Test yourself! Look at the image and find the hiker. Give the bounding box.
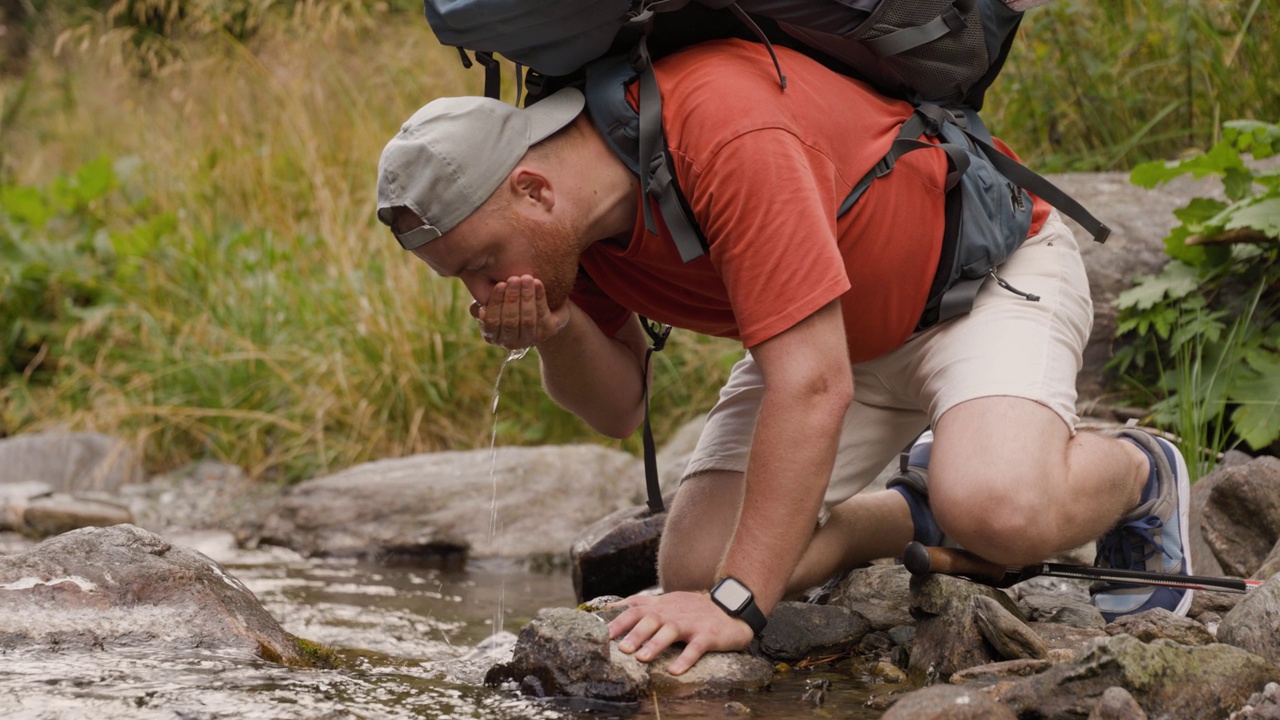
[375,38,1192,675]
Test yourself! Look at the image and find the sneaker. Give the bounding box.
[1090,429,1194,622]
[886,430,954,548]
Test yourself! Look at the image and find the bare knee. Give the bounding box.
[931,469,1067,566]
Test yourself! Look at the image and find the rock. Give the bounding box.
[830,564,915,630]
[122,461,276,543]
[0,480,53,531]
[647,648,774,697]
[1020,594,1106,629]
[1231,682,1280,720]
[570,500,667,603]
[1220,576,1280,666]
[909,573,1027,678]
[972,595,1049,661]
[484,607,648,702]
[756,601,871,663]
[1104,607,1216,646]
[880,684,1017,720]
[992,634,1280,719]
[1087,686,1148,720]
[1191,460,1230,579]
[0,432,144,492]
[1203,458,1280,577]
[949,658,1055,684]
[0,524,316,665]
[255,445,643,563]
[19,493,133,539]
[1053,171,1225,400]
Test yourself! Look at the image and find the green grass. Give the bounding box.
[0,0,1275,482]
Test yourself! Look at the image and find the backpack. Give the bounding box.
[421,0,1111,512]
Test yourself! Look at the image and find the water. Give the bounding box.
[485,348,531,636]
[0,549,900,719]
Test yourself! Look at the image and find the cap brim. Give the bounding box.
[525,87,586,144]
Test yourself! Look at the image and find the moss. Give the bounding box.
[287,634,346,670]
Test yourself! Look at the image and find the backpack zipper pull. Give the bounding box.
[988,268,1040,302]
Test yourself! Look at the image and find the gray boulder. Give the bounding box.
[1104,607,1216,646]
[0,432,144,493]
[831,564,915,630]
[881,684,1017,720]
[570,500,668,603]
[909,572,1028,678]
[0,524,318,666]
[1203,458,1280,577]
[1220,575,1280,667]
[255,445,643,563]
[756,601,871,663]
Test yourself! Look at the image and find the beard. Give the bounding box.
[520,212,582,311]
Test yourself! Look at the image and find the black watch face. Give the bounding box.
[714,578,752,613]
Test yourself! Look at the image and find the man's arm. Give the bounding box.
[608,298,853,673]
[480,274,649,438]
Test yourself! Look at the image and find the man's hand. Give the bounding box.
[607,591,756,675]
[473,275,572,350]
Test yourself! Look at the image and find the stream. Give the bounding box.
[0,538,898,719]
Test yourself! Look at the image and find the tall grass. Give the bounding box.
[0,0,1274,481]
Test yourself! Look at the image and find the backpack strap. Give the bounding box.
[862,0,975,58]
[637,315,673,514]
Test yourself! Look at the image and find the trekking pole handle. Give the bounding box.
[902,541,1008,584]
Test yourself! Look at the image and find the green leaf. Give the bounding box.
[1223,166,1256,203]
[0,186,53,228]
[1229,351,1280,450]
[1116,262,1200,311]
[1223,197,1280,239]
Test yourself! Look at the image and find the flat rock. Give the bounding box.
[0,432,143,492]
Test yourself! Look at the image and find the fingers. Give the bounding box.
[605,592,754,676]
[477,275,569,349]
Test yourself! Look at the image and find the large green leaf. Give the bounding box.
[1223,197,1280,239]
[1230,351,1280,450]
[1116,262,1200,311]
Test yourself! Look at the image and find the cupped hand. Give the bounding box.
[607,591,756,675]
[473,275,571,350]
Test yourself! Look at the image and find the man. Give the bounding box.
[375,38,1192,675]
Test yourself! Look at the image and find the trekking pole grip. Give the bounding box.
[902,541,1008,584]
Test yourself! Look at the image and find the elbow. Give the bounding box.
[589,403,646,440]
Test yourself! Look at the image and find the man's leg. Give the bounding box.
[928,395,1148,565]
[658,353,927,592]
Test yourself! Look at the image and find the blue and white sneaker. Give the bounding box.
[887,430,955,548]
[1091,429,1194,622]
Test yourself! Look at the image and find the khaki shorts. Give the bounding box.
[682,210,1094,505]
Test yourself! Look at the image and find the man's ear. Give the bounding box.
[509,167,554,213]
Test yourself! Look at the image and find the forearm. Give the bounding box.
[536,305,648,438]
[719,383,848,613]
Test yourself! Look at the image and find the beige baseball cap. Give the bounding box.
[376,88,586,249]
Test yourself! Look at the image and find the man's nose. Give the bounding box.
[462,274,496,306]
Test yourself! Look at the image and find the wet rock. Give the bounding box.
[1203,458,1280,577]
[909,573,1027,678]
[756,601,871,663]
[255,445,643,563]
[485,607,648,702]
[647,648,774,697]
[20,494,133,539]
[1220,576,1280,666]
[1104,607,1216,646]
[992,634,1280,719]
[0,432,144,493]
[972,595,1049,661]
[1020,593,1106,629]
[1087,686,1148,720]
[570,501,667,603]
[830,564,914,630]
[880,683,1016,720]
[0,524,314,665]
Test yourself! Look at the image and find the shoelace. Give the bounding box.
[1096,514,1170,570]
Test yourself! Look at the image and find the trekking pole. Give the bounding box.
[902,541,1262,594]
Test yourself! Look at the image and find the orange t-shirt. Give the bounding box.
[572,39,1047,363]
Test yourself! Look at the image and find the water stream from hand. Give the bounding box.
[486,347,530,637]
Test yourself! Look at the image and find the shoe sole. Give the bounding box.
[1155,434,1195,617]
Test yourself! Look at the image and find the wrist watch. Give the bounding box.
[710,576,768,636]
